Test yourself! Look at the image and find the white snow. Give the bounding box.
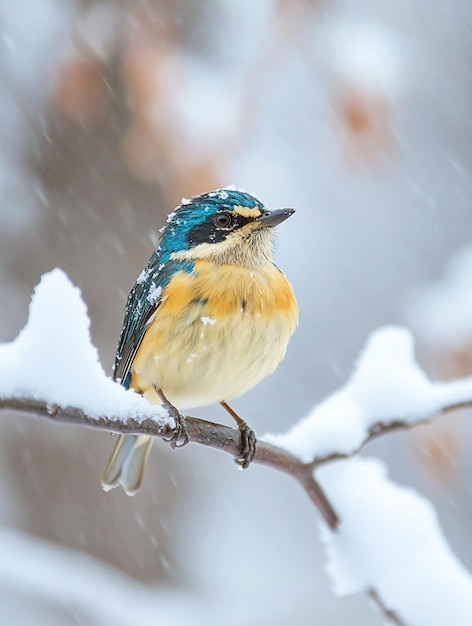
[318,457,472,625]
[264,326,472,462]
[0,269,169,424]
[146,283,162,305]
[0,273,471,625]
[136,268,150,284]
[200,316,216,325]
[263,325,472,623]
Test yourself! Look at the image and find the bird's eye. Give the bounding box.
[213,212,234,229]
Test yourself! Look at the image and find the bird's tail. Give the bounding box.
[101,434,153,496]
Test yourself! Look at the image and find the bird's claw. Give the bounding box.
[156,388,189,449]
[166,413,189,449]
[234,423,257,469]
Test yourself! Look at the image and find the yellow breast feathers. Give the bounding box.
[130,259,298,408]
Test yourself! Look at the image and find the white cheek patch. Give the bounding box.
[170,225,274,267]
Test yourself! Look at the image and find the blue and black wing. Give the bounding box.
[113,251,164,389]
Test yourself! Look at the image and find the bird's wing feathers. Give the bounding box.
[114,252,165,388]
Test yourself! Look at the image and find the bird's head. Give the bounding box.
[159,188,295,267]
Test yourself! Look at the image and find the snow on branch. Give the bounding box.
[1,269,472,626]
[0,269,339,527]
[264,326,472,464]
[0,268,170,425]
[318,458,472,625]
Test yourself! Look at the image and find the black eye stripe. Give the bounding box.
[186,210,255,246]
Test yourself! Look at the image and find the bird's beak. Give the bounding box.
[255,208,295,227]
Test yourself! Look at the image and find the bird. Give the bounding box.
[101,187,298,495]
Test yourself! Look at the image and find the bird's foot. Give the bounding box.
[155,387,189,449]
[220,401,257,469]
[167,412,189,449]
[234,421,257,469]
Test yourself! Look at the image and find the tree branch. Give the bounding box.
[311,398,472,468]
[368,589,404,625]
[1,393,469,626]
[1,394,469,534]
[0,396,339,529]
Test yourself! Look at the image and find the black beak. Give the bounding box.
[256,208,295,227]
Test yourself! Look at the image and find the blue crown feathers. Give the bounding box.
[158,188,264,263]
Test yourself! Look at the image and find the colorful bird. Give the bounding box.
[102,188,298,495]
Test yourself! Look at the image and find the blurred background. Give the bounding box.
[1,0,472,624]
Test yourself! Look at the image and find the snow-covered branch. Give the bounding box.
[0,393,339,530]
[264,325,472,464]
[1,269,472,625]
[0,269,338,528]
